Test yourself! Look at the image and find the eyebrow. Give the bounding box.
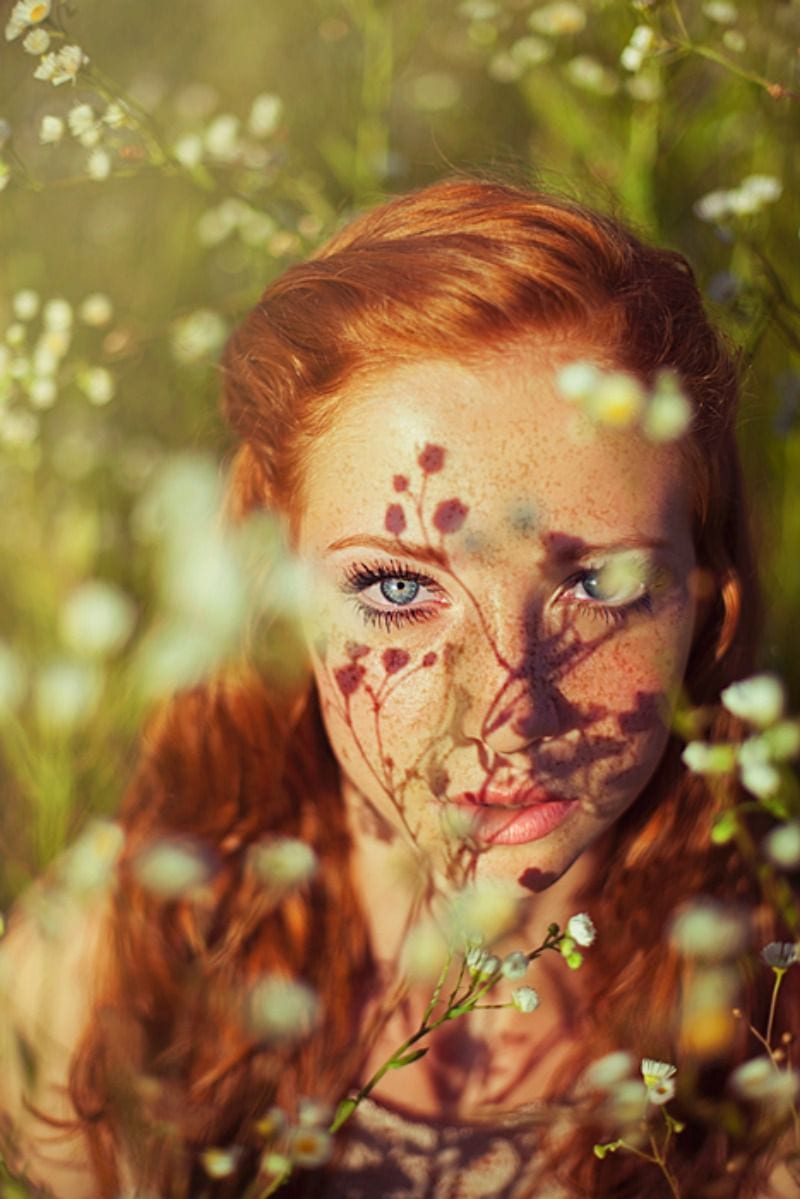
[324,532,674,568]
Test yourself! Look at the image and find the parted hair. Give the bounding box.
[69,177,780,1198]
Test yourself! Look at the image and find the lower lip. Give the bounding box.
[453,799,578,846]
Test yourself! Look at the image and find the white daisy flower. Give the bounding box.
[641,1058,677,1103]
[22,26,49,53]
[5,0,51,41]
[287,1125,332,1168]
[34,43,88,86]
[761,942,799,970]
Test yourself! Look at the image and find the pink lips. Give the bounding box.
[450,788,578,846]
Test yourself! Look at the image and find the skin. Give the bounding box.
[295,336,698,910]
[292,335,701,1118]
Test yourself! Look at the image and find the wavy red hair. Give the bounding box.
[69,178,785,1197]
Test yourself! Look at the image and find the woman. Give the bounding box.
[0,177,792,1198]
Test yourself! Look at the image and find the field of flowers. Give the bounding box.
[1,1,799,1194]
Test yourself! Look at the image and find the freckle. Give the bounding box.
[463,529,489,555]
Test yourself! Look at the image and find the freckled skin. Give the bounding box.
[295,338,697,895]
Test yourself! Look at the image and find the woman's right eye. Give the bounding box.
[341,559,444,629]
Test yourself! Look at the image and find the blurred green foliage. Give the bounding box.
[0,0,799,903]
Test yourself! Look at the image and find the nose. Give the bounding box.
[481,663,561,755]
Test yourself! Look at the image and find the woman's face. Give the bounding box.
[294,337,698,894]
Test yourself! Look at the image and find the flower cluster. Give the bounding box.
[1,290,116,431]
[5,1,90,89]
[556,363,692,441]
[682,674,799,811]
[694,175,783,223]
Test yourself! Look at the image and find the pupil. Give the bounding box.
[380,578,419,606]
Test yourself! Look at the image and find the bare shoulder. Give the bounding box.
[0,884,111,1199]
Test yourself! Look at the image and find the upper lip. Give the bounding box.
[451,787,573,809]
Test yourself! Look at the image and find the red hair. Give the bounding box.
[69,178,782,1197]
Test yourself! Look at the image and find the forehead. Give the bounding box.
[297,341,691,557]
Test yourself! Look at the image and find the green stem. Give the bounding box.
[766,968,786,1051]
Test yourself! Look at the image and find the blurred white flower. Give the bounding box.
[133,837,214,898]
[5,322,25,348]
[87,148,112,180]
[102,102,126,128]
[134,621,221,698]
[0,641,26,713]
[693,189,733,223]
[246,975,320,1043]
[78,365,115,404]
[0,408,39,447]
[248,92,283,138]
[33,658,102,733]
[43,297,73,331]
[566,912,596,947]
[620,24,655,72]
[738,174,782,206]
[28,375,56,408]
[201,1148,242,1180]
[0,162,10,192]
[12,289,40,320]
[248,838,317,889]
[641,1059,677,1104]
[702,1,738,24]
[730,1057,800,1109]
[5,0,50,41]
[605,1078,648,1122]
[528,2,586,36]
[642,371,692,442]
[479,954,501,977]
[60,579,137,657]
[59,819,125,895]
[761,942,798,970]
[173,132,204,168]
[739,759,781,801]
[22,26,48,53]
[669,899,748,960]
[763,822,800,871]
[578,1051,635,1092]
[501,950,529,980]
[33,44,88,85]
[449,881,519,945]
[511,986,541,1013]
[564,56,618,96]
[402,918,450,982]
[556,360,600,402]
[722,29,746,53]
[587,371,645,427]
[287,1125,332,1167]
[67,103,96,138]
[681,741,737,774]
[39,113,64,143]
[79,292,113,327]
[171,309,227,364]
[465,943,489,974]
[204,113,241,160]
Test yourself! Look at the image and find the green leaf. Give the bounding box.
[390,1048,429,1068]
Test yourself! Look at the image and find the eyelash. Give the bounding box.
[341,558,655,630]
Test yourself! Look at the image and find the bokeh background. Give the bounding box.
[1,0,799,908]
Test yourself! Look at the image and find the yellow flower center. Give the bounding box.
[31,3,48,21]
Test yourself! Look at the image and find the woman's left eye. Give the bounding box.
[342,559,443,630]
[566,558,655,624]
